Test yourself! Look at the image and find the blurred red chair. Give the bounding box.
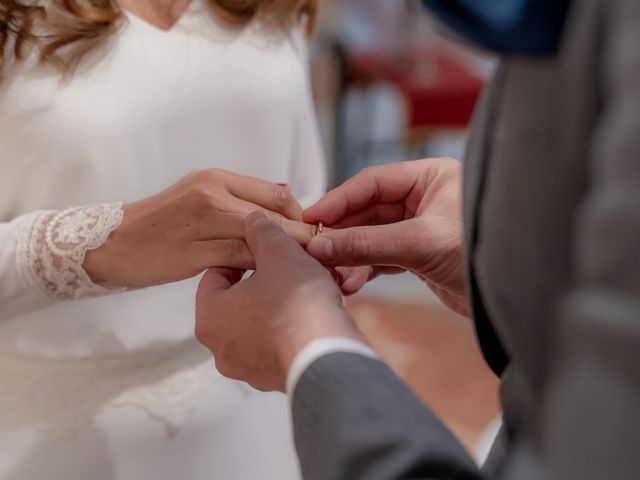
[337,48,484,173]
[349,49,484,147]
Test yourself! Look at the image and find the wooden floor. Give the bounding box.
[346,296,501,454]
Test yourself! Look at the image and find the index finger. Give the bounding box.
[226,174,303,220]
[302,161,421,225]
[275,216,321,246]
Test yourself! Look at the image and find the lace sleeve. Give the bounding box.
[15,203,125,300]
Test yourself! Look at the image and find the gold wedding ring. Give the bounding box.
[316,221,324,236]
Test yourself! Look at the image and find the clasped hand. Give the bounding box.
[83,169,318,287]
[195,158,469,393]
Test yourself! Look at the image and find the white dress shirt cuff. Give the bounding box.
[286,337,378,400]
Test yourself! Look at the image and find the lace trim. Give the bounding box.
[15,203,125,300]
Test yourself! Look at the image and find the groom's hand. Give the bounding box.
[304,158,470,317]
[195,211,365,392]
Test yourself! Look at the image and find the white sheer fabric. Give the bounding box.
[0,1,325,478]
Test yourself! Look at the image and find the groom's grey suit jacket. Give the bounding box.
[292,0,640,478]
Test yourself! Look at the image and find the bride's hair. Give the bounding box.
[0,0,317,76]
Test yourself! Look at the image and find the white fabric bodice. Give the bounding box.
[0,2,324,356]
[0,3,324,478]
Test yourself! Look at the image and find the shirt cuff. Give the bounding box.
[286,337,378,400]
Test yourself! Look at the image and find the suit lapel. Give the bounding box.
[462,62,510,376]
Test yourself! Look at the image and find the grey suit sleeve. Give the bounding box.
[292,352,484,480]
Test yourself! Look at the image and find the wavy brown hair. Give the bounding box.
[0,0,317,76]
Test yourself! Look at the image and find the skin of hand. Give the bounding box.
[194,211,367,392]
[83,169,317,288]
[303,158,470,317]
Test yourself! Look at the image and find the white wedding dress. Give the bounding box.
[0,2,325,479]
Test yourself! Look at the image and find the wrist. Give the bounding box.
[82,203,131,286]
[82,234,116,285]
[285,336,377,398]
[276,305,367,375]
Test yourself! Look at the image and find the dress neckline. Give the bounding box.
[120,0,195,33]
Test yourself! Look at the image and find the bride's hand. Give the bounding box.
[82,169,317,288]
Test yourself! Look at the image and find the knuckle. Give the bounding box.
[439,156,458,165]
[216,347,243,380]
[203,168,225,181]
[435,156,461,173]
[248,214,284,237]
[346,230,370,263]
[186,169,221,187]
[223,239,249,259]
[273,185,292,210]
[185,185,214,207]
[247,217,272,238]
[305,223,316,242]
[194,317,213,347]
[214,357,232,378]
[433,159,462,188]
[183,170,202,184]
[359,164,382,182]
[360,165,376,177]
[443,156,459,166]
[186,186,228,212]
[369,206,383,225]
[268,213,285,227]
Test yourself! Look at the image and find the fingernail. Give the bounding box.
[277,183,289,187]
[308,236,334,259]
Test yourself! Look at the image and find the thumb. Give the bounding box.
[244,211,302,268]
[196,267,244,305]
[306,220,418,269]
[195,267,244,327]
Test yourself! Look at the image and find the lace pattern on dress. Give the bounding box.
[0,344,251,435]
[15,203,125,300]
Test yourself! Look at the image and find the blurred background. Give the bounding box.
[309,0,500,461]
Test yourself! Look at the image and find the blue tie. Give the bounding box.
[422,0,572,55]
